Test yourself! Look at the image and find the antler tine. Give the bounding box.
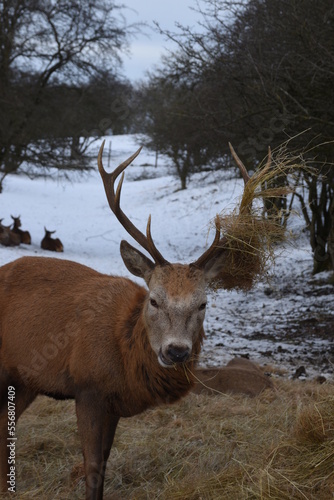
[146,215,168,264]
[98,140,142,186]
[192,215,222,269]
[228,142,251,185]
[98,141,168,265]
[264,146,272,173]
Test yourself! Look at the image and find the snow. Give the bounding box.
[1,134,333,381]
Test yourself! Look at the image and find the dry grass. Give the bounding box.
[10,380,334,499]
[212,145,306,291]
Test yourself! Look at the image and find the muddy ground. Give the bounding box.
[203,261,334,382]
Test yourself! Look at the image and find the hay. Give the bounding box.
[13,380,334,499]
[262,392,334,500]
[211,144,306,291]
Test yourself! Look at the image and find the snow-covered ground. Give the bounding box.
[1,135,333,380]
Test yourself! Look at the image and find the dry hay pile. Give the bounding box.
[211,144,305,291]
[13,379,334,499]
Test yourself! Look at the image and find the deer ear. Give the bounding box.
[120,240,155,283]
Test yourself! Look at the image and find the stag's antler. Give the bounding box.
[228,142,271,214]
[193,143,271,271]
[228,143,251,185]
[98,141,168,265]
[191,216,221,268]
[98,141,224,268]
[228,142,272,186]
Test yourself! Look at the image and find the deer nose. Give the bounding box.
[167,344,191,364]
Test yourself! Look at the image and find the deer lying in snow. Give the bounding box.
[192,358,274,397]
[41,227,64,252]
[11,215,31,245]
[0,142,265,499]
[0,219,20,247]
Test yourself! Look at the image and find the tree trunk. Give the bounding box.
[310,177,333,274]
[328,196,334,271]
[70,136,80,160]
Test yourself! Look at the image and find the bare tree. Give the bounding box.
[142,0,334,271]
[136,76,221,189]
[0,0,135,191]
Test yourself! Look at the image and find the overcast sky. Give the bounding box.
[121,1,203,81]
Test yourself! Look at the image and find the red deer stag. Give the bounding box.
[0,142,254,499]
[41,227,64,252]
[11,216,31,245]
[0,219,20,247]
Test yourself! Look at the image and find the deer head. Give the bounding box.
[11,215,21,228]
[98,142,228,367]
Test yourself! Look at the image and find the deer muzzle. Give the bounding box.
[158,344,191,367]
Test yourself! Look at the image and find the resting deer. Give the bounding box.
[11,216,31,245]
[192,358,274,397]
[0,142,256,499]
[0,219,20,247]
[0,220,10,247]
[41,227,64,252]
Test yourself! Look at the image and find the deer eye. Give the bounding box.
[150,298,159,308]
[199,302,207,311]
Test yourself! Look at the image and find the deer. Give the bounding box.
[11,215,31,245]
[192,357,274,397]
[0,220,10,247]
[0,142,257,499]
[41,227,64,252]
[0,219,20,247]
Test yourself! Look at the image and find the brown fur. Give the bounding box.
[10,216,31,245]
[41,228,63,252]
[0,219,20,247]
[0,256,204,498]
[192,358,274,397]
[0,144,265,500]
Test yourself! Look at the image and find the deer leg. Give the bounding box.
[0,374,36,493]
[76,391,118,500]
[101,414,119,481]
